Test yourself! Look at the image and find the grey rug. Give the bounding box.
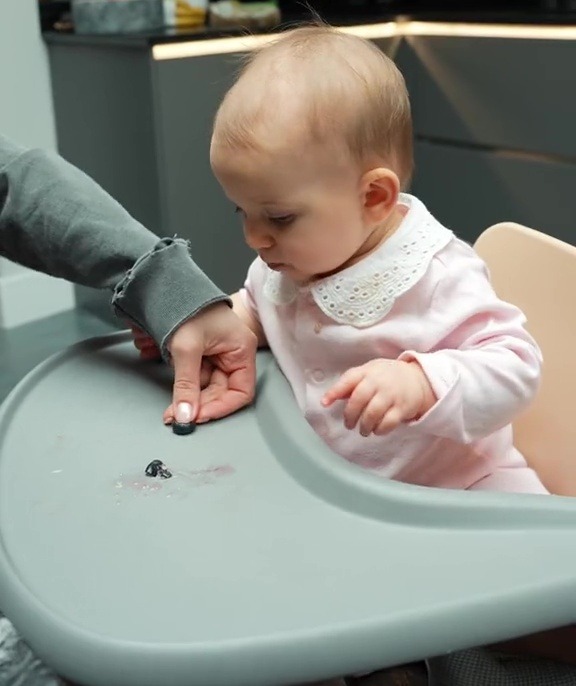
[0,614,64,686]
[428,649,576,686]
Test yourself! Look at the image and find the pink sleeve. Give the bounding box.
[238,258,262,324]
[399,245,542,443]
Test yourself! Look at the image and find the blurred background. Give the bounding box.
[2,1,576,684]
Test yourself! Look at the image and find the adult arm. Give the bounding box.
[0,135,256,421]
[0,134,228,355]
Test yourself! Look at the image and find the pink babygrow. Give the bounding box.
[240,194,548,494]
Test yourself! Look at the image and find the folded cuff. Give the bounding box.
[112,237,231,360]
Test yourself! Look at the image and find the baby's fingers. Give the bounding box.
[358,395,395,436]
[322,367,365,407]
[373,406,404,436]
[130,325,161,360]
[139,344,162,361]
[342,379,378,430]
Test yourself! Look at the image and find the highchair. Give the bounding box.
[0,223,575,686]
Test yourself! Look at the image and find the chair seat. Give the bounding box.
[475,223,576,495]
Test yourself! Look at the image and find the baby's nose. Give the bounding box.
[244,221,274,250]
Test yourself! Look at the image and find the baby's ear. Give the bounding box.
[361,167,400,226]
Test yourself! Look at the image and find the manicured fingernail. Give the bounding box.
[175,402,193,423]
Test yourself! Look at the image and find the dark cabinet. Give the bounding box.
[47,35,255,317]
[396,35,576,244]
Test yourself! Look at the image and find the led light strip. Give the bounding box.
[406,21,576,40]
[152,20,576,61]
[153,32,278,59]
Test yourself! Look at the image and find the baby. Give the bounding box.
[208,24,548,497]
[132,23,550,686]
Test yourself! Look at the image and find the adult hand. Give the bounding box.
[132,303,257,424]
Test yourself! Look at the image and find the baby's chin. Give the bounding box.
[271,263,309,283]
[266,260,329,285]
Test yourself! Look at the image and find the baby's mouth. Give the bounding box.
[264,260,286,270]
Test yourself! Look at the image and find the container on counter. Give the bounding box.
[209,1,280,30]
[163,0,208,27]
[71,0,164,33]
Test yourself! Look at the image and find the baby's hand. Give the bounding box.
[322,359,436,436]
[131,325,162,360]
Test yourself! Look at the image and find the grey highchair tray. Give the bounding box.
[0,333,576,686]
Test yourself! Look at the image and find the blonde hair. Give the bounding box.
[212,24,414,187]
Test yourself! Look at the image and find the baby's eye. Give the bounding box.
[269,214,296,226]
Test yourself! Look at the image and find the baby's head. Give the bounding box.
[210,24,413,283]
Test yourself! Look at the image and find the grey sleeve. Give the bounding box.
[0,134,230,356]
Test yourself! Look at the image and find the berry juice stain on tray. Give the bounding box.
[114,464,236,503]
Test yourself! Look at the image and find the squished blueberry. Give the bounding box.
[145,459,172,479]
[172,421,196,436]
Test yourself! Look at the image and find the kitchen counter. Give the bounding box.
[42,8,576,48]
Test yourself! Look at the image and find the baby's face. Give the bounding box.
[211,138,380,283]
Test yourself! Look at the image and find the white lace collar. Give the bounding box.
[262,194,453,327]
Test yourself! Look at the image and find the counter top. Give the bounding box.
[43,22,250,48]
[43,9,576,49]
